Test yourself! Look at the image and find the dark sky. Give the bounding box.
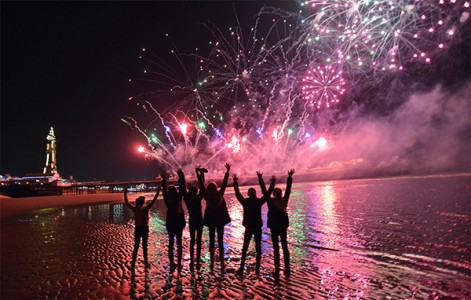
[2,2,469,182]
[2,1,294,181]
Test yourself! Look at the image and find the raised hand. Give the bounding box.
[270,175,277,184]
[288,169,295,177]
[256,171,263,178]
[196,166,208,174]
[160,173,167,181]
[177,168,184,177]
[225,162,231,171]
[123,187,130,206]
[233,174,238,183]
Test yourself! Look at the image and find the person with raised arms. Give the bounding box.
[233,172,274,276]
[199,163,231,271]
[124,186,160,274]
[259,169,294,277]
[177,168,205,271]
[161,172,186,271]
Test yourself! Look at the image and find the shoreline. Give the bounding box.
[1,175,469,298]
[1,172,469,219]
[0,192,127,219]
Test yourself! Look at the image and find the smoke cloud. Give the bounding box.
[313,82,471,179]
[130,83,470,183]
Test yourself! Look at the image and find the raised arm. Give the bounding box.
[146,186,161,208]
[161,173,167,197]
[177,169,187,197]
[256,171,268,196]
[124,188,134,209]
[284,169,294,201]
[267,175,276,196]
[161,173,170,207]
[196,167,206,195]
[232,175,245,203]
[219,162,231,195]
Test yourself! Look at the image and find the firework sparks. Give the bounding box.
[300,0,470,71]
[125,1,469,175]
[179,123,188,135]
[302,64,345,109]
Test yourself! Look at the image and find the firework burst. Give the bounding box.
[302,64,346,109]
[300,0,470,71]
[124,1,470,175]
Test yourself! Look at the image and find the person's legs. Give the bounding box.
[168,232,175,267]
[271,229,280,277]
[237,228,252,275]
[132,228,142,271]
[280,229,290,276]
[208,226,216,270]
[217,226,225,268]
[254,228,262,275]
[208,226,216,250]
[176,230,183,270]
[189,227,196,270]
[142,227,149,268]
[196,226,203,269]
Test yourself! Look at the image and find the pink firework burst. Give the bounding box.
[302,65,346,109]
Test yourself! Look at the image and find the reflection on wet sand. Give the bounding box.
[1,175,470,298]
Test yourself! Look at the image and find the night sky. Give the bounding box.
[2,1,469,182]
[2,1,294,181]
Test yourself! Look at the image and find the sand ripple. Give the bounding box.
[2,175,470,299]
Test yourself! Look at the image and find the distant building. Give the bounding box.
[20,173,55,185]
[43,127,58,175]
[0,127,69,194]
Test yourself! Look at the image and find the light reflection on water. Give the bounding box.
[2,174,470,298]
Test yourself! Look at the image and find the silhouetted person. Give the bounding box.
[162,172,186,270]
[233,172,271,276]
[177,168,204,271]
[259,169,294,277]
[200,163,231,270]
[124,186,160,273]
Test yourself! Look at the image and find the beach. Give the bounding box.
[0,192,123,219]
[1,174,470,299]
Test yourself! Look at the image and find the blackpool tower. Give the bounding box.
[43,127,58,174]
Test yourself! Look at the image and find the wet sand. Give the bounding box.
[1,199,315,299]
[1,175,470,299]
[0,193,122,219]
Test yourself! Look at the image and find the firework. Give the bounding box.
[300,0,470,71]
[125,1,469,176]
[302,64,346,109]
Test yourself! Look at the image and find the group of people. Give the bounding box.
[124,163,294,278]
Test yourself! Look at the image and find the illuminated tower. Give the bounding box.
[43,127,58,174]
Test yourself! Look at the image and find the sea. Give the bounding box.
[1,174,470,299]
